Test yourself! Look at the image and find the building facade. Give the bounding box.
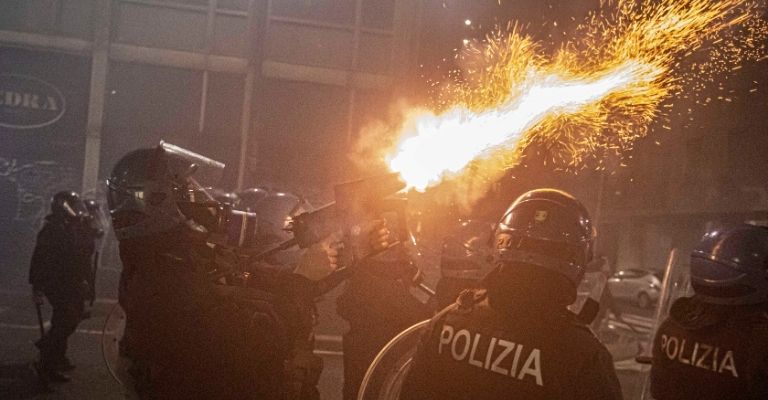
[0,0,421,282]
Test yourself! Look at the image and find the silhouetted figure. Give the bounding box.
[400,189,622,400]
[336,247,429,399]
[29,191,93,383]
[651,225,768,400]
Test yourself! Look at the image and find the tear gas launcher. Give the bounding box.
[250,172,433,296]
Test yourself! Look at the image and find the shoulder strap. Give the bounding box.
[423,289,486,339]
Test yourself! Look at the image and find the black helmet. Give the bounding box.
[238,187,269,211]
[106,144,221,240]
[106,148,174,237]
[204,187,240,208]
[256,192,311,244]
[494,189,594,290]
[51,191,89,220]
[441,219,494,281]
[690,224,768,305]
[106,142,262,248]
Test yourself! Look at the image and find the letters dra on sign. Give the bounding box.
[438,324,544,386]
[0,74,66,130]
[660,334,739,378]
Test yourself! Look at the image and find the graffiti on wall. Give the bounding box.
[0,157,122,272]
[0,156,80,232]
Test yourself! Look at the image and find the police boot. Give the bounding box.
[53,357,76,372]
[36,360,71,383]
[45,369,71,383]
[37,349,71,383]
[32,360,56,393]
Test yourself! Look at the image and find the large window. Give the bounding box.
[255,79,348,189]
[102,63,245,188]
[0,47,91,279]
[362,0,395,30]
[271,0,356,25]
[0,0,93,39]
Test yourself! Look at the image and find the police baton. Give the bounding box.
[34,303,45,338]
[90,250,100,307]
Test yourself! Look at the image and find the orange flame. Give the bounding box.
[380,0,767,193]
[389,61,660,191]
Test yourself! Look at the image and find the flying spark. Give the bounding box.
[389,62,659,190]
[375,0,767,195]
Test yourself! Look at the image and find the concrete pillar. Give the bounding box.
[344,0,364,148]
[236,0,268,190]
[237,69,255,190]
[642,223,673,272]
[616,222,643,270]
[391,0,422,92]
[81,0,111,193]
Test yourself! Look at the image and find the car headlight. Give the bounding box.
[649,282,660,290]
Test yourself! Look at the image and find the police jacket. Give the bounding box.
[29,215,94,300]
[651,296,768,400]
[118,228,320,400]
[337,258,429,332]
[399,288,622,400]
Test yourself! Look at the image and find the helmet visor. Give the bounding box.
[62,197,89,219]
[498,199,593,244]
[155,141,225,188]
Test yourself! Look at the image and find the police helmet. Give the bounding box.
[106,148,159,235]
[690,224,768,305]
[107,142,260,246]
[237,187,269,211]
[84,198,100,213]
[51,190,89,220]
[494,189,594,290]
[107,145,213,240]
[441,219,494,281]
[204,187,240,208]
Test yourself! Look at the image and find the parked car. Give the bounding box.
[606,268,661,308]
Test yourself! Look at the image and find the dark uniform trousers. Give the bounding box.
[30,218,92,370]
[337,262,430,400]
[117,232,323,400]
[36,296,84,368]
[400,290,623,400]
[651,297,768,400]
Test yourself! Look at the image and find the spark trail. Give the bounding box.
[378,0,767,195]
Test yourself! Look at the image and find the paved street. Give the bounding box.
[0,288,124,399]
[0,259,350,400]
[1,263,652,400]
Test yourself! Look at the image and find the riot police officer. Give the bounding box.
[29,191,94,382]
[336,245,430,400]
[399,189,622,400]
[109,144,303,399]
[650,224,768,399]
[108,143,389,399]
[434,218,495,309]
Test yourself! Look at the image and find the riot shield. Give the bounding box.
[568,271,607,316]
[101,303,132,388]
[650,249,693,335]
[357,319,430,400]
[358,271,612,400]
[632,248,693,399]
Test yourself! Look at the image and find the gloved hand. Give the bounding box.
[324,219,391,270]
[32,290,45,305]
